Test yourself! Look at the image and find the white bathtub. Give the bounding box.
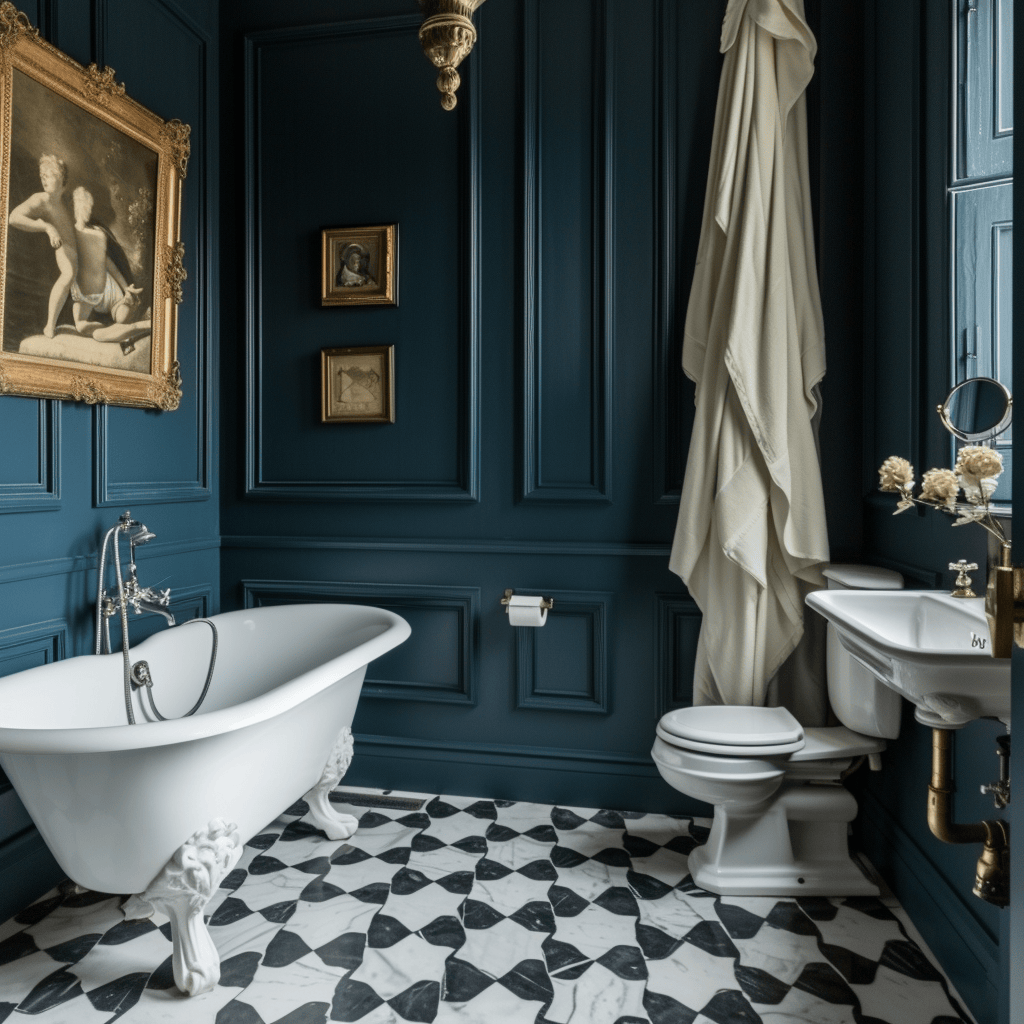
[0,603,411,896]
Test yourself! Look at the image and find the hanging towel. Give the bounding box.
[669,0,829,716]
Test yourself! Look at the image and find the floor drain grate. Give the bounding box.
[331,791,426,811]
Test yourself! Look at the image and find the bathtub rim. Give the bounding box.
[0,603,410,755]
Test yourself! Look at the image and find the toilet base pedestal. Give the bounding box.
[687,783,880,898]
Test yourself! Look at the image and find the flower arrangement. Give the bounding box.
[878,444,1006,542]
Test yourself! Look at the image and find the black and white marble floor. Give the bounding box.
[0,789,973,1024]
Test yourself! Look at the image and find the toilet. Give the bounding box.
[652,565,905,897]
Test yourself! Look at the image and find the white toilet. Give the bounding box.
[652,565,904,897]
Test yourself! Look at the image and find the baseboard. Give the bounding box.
[0,827,65,925]
[857,790,1000,1024]
[348,733,710,816]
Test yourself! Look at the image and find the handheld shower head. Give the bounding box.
[129,524,156,547]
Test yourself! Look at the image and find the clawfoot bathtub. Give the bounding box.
[0,603,410,994]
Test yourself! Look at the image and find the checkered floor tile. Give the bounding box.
[0,791,973,1023]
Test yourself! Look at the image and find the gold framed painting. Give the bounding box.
[321,345,395,424]
[0,3,188,410]
[321,224,397,307]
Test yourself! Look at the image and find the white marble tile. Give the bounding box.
[25,896,124,947]
[469,875,551,919]
[227,865,317,913]
[419,814,493,847]
[70,927,172,991]
[753,987,859,1023]
[408,844,484,877]
[494,801,553,827]
[730,929,824,986]
[240,951,342,1021]
[343,1001,401,1024]
[852,965,964,1024]
[323,855,406,893]
[382,888,465,935]
[546,964,647,1024]
[286,893,378,952]
[113,979,246,1023]
[624,816,695,846]
[635,888,705,938]
[0,950,82,1009]
[348,933,451,1001]
[717,895,788,919]
[551,857,628,900]
[434,980,544,1024]
[645,941,744,1014]
[543,902,636,963]
[627,847,689,885]
[813,904,906,963]
[456,917,548,980]
[208,911,283,963]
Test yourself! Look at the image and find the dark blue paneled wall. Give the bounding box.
[0,0,219,921]
[218,0,731,812]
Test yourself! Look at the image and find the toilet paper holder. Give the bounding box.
[501,589,554,611]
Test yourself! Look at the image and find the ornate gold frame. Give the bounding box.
[0,3,188,409]
[321,224,397,308]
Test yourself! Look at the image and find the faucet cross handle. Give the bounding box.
[949,560,979,599]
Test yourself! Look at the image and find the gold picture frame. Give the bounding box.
[0,3,187,410]
[321,224,397,307]
[321,345,395,424]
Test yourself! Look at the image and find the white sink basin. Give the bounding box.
[806,590,1011,728]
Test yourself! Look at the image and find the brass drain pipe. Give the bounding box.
[927,729,1010,907]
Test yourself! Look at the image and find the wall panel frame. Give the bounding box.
[0,401,60,514]
[242,578,479,705]
[519,0,614,504]
[92,0,215,507]
[514,590,610,713]
[243,15,480,503]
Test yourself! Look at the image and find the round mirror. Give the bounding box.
[937,377,1013,442]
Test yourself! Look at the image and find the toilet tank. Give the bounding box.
[821,565,904,740]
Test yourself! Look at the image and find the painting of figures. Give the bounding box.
[4,69,157,373]
[0,5,187,410]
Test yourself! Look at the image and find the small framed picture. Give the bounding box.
[321,345,395,424]
[321,224,397,307]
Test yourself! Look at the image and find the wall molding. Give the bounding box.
[354,731,658,774]
[0,400,60,514]
[653,0,686,505]
[221,533,674,558]
[0,618,67,794]
[858,788,1000,1016]
[519,0,614,504]
[93,0,215,507]
[243,15,480,503]
[242,578,479,705]
[0,618,68,669]
[515,590,610,713]
[0,535,220,587]
[657,593,700,716]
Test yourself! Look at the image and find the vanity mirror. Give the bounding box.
[937,376,1012,442]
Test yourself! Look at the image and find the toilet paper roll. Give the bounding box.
[507,594,548,627]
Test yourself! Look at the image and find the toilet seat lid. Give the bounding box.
[658,705,804,747]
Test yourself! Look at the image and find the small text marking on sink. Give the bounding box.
[971,632,987,650]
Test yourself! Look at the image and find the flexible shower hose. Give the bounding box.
[134,617,219,722]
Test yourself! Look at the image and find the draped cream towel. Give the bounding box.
[669,0,829,714]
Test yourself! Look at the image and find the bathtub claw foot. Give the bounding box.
[304,726,359,840]
[124,818,242,996]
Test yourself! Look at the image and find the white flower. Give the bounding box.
[879,456,914,493]
[955,445,1002,504]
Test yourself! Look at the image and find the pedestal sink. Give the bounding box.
[806,590,1011,729]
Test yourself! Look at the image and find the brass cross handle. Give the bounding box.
[949,560,978,599]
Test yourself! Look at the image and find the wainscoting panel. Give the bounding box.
[657,593,700,715]
[0,617,67,679]
[93,0,214,507]
[242,579,479,705]
[0,399,60,514]
[514,590,610,713]
[244,15,480,502]
[519,0,613,504]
